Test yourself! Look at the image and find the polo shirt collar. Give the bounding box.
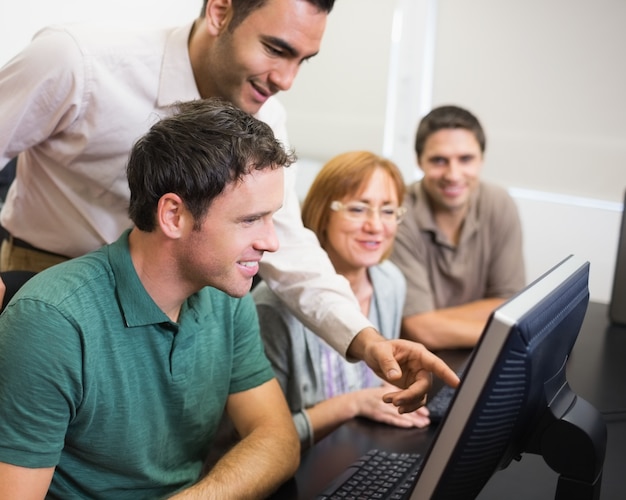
[108,230,174,328]
[414,181,482,247]
[158,22,200,107]
[413,181,438,233]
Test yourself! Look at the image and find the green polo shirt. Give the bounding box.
[0,230,274,499]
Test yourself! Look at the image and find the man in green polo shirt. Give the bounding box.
[0,99,299,498]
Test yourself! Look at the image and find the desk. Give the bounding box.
[271,302,626,499]
[568,302,626,415]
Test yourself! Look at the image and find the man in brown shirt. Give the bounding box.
[390,105,525,350]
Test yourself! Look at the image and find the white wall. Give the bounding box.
[432,0,626,203]
[285,0,626,304]
[511,190,621,304]
[283,0,626,203]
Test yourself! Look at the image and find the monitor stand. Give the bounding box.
[528,382,607,500]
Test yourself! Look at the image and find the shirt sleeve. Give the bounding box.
[256,100,372,358]
[0,26,85,165]
[0,298,82,468]
[484,189,527,297]
[228,294,275,395]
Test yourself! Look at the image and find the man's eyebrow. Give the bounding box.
[262,35,319,60]
[235,209,273,222]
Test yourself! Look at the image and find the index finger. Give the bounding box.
[421,350,461,388]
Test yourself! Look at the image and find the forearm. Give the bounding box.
[402,314,483,350]
[401,298,505,350]
[172,379,301,499]
[345,326,386,362]
[441,298,505,321]
[170,427,298,500]
[305,393,359,445]
[0,463,54,500]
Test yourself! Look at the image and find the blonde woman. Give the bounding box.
[253,151,430,450]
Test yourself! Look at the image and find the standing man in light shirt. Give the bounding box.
[0,0,457,412]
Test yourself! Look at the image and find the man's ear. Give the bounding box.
[157,193,187,239]
[205,0,234,36]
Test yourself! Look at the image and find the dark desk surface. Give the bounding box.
[568,301,626,415]
[271,302,626,500]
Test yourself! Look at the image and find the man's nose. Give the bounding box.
[269,61,299,92]
[256,221,280,253]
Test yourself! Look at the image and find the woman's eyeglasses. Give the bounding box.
[330,201,406,223]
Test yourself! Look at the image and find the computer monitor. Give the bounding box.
[411,255,607,500]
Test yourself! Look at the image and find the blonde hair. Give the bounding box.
[301,151,405,259]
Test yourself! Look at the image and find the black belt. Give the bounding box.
[4,235,69,259]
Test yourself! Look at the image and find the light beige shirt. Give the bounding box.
[391,181,526,317]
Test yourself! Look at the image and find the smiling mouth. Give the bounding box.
[360,241,383,248]
[253,83,268,96]
[441,184,466,196]
[250,80,276,101]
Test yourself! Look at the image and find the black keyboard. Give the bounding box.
[316,448,422,500]
[426,359,469,423]
[426,382,457,423]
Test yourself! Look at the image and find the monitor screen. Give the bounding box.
[411,255,607,500]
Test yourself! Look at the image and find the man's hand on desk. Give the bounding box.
[348,327,460,414]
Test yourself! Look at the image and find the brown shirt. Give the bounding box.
[390,181,526,317]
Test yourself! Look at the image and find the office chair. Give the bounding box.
[1,270,37,312]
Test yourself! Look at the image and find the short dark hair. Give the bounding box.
[200,0,335,30]
[127,98,295,231]
[414,105,486,160]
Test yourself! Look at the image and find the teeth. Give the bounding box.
[240,261,257,267]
